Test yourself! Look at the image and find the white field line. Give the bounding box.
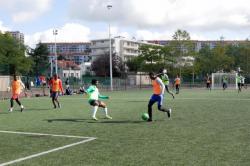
[0,130,96,166]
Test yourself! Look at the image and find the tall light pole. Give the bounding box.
[50,58,53,77]
[53,29,58,75]
[107,4,113,91]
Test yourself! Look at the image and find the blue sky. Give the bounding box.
[1,0,250,48]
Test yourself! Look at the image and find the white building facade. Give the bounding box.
[90,37,159,62]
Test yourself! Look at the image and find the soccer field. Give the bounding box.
[0,89,250,166]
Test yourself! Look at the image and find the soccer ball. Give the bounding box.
[141,113,149,121]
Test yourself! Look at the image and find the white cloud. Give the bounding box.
[0,0,52,23]
[69,0,250,31]
[25,23,91,48]
[0,21,10,32]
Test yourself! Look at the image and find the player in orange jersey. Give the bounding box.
[147,72,171,122]
[50,74,63,109]
[174,75,181,94]
[9,75,25,112]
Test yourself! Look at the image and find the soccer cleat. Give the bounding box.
[105,115,112,119]
[20,105,24,112]
[172,94,175,99]
[147,119,152,122]
[167,108,172,118]
[92,117,98,121]
[9,108,13,112]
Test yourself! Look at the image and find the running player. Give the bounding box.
[222,75,228,90]
[147,72,171,122]
[174,75,181,94]
[158,68,175,99]
[50,74,63,109]
[205,73,211,91]
[86,79,112,121]
[9,75,25,112]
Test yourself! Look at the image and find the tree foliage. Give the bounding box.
[0,32,32,75]
[28,43,50,76]
[91,53,125,77]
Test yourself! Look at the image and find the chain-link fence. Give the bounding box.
[1,73,249,100]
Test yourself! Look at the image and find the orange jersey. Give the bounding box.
[51,79,63,92]
[152,79,162,95]
[11,80,22,95]
[175,78,180,85]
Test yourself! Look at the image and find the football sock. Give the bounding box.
[104,107,108,116]
[92,106,98,118]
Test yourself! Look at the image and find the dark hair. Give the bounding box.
[91,79,98,85]
[13,74,17,81]
[149,72,155,76]
[159,68,164,73]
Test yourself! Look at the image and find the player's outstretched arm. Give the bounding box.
[98,94,109,99]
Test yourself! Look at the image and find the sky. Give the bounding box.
[1,0,250,48]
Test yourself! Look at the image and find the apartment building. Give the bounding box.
[147,40,248,52]
[90,36,161,62]
[42,42,91,65]
[6,31,24,44]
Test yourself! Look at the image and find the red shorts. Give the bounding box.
[12,94,20,100]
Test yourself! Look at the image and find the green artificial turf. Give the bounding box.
[0,89,250,166]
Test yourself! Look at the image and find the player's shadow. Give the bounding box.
[0,112,9,114]
[45,118,88,123]
[88,120,146,124]
[45,119,146,124]
[127,100,147,103]
[28,108,52,111]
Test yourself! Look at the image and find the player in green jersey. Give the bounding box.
[158,69,175,99]
[86,79,112,120]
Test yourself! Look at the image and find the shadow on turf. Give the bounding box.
[87,120,146,124]
[127,101,147,103]
[28,108,52,111]
[0,112,8,114]
[45,119,146,124]
[46,118,89,123]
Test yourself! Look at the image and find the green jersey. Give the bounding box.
[160,74,170,85]
[86,85,108,101]
[222,76,228,83]
[236,76,241,83]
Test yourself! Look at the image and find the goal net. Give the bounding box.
[211,73,237,89]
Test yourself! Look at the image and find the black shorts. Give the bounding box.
[165,85,169,92]
[51,91,59,99]
[89,100,102,106]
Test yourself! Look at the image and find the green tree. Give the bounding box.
[0,32,32,75]
[194,45,213,75]
[195,44,234,75]
[139,44,162,64]
[28,43,50,76]
[212,44,234,72]
[170,29,195,77]
[226,42,250,75]
[126,56,144,72]
[91,53,125,77]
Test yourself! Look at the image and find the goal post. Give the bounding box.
[211,73,237,89]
